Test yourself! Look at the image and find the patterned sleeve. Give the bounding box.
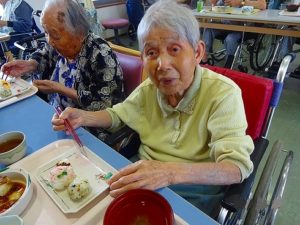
[30,43,59,79]
[75,37,125,111]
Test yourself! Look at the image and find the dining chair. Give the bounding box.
[106,48,143,156]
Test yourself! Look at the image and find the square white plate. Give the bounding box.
[0,78,31,101]
[36,150,110,214]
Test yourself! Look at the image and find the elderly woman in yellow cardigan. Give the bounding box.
[52,0,253,217]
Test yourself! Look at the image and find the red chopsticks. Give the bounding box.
[54,105,88,158]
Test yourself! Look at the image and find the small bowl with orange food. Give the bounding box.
[0,168,33,216]
[0,131,26,166]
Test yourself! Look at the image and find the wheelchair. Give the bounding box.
[0,10,45,65]
[13,10,46,61]
[205,21,293,76]
[107,43,294,225]
[204,55,294,225]
[206,30,278,74]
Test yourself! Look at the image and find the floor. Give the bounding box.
[115,35,300,224]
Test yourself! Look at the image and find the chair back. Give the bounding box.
[203,65,274,140]
[115,51,143,96]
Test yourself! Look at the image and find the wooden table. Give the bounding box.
[193,8,300,37]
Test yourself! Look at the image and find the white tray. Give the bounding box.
[0,78,37,109]
[10,140,188,225]
[279,9,300,17]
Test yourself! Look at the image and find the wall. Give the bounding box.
[96,4,128,39]
[26,0,46,31]
[27,0,127,39]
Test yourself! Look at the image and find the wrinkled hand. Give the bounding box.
[108,160,173,198]
[33,80,61,94]
[1,60,37,77]
[51,107,84,131]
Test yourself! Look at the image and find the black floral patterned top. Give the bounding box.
[31,33,125,142]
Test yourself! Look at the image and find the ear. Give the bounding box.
[194,40,205,64]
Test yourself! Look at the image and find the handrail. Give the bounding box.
[109,42,148,81]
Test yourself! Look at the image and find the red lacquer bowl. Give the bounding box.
[104,189,175,225]
[286,4,299,12]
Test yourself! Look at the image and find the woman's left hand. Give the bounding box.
[33,80,62,94]
[108,160,174,198]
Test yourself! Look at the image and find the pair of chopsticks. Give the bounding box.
[53,105,88,158]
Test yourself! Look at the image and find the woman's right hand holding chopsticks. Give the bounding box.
[51,107,113,131]
[1,59,39,77]
[52,107,84,131]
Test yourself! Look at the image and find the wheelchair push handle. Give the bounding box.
[14,33,45,51]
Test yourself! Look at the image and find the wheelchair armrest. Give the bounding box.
[106,125,135,146]
[221,137,269,211]
[106,126,140,159]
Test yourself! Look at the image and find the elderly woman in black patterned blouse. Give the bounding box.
[1,0,124,142]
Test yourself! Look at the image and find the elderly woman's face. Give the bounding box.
[142,27,203,96]
[41,9,83,59]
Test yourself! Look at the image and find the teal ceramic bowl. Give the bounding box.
[0,168,33,216]
[0,131,26,165]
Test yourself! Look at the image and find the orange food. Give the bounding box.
[0,176,25,214]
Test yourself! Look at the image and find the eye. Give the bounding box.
[145,49,158,59]
[171,46,180,53]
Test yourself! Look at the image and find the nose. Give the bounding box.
[157,52,171,71]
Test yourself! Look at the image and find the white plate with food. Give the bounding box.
[0,168,33,216]
[35,150,110,214]
[0,78,31,101]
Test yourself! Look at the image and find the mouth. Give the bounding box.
[159,78,176,86]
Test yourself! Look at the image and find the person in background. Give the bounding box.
[1,0,125,142]
[267,0,300,79]
[126,0,144,33]
[0,0,33,56]
[202,0,266,68]
[52,0,254,217]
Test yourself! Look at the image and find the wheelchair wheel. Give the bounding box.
[243,140,293,225]
[249,34,276,71]
[264,150,293,225]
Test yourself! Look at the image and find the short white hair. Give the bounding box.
[137,0,200,50]
[43,0,90,35]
